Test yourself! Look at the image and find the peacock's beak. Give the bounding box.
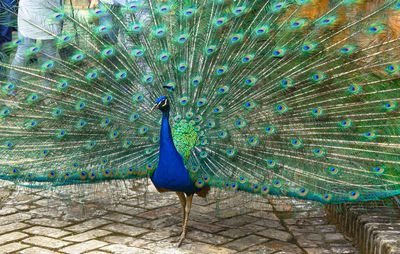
[151,104,158,112]
[151,101,162,112]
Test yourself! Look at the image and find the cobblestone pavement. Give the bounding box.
[0,180,359,254]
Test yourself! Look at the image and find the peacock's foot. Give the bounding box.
[176,234,186,247]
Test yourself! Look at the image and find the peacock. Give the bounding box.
[1,0,400,247]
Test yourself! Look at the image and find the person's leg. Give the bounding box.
[99,3,119,44]
[40,39,57,93]
[8,34,36,95]
[0,10,16,79]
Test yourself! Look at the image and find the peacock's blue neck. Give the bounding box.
[151,109,198,194]
[159,110,175,154]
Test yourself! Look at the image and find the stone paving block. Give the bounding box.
[256,229,293,242]
[315,224,337,233]
[222,235,268,251]
[305,233,324,241]
[28,218,72,228]
[188,220,225,233]
[141,216,180,230]
[252,219,286,230]
[0,232,28,245]
[142,231,174,241]
[295,235,319,248]
[325,233,345,242]
[15,205,32,211]
[330,245,360,253]
[103,235,136,244]
[65,218,110,233]
[216,215,259,227]
[218,228,254,239]
[248,211,280,220]
[0,207,17,216]
[187,211,220,224]
[187,230,232,245]
[19,247,61,254]
[22,236,71,249]
[144,239,194,250]
[0,213,31,226]
[191,204,217,214]
[0,242,29,253]
[264,240,303,253]
[102,213,134,223]
[23,226,71,238]
[242,244,277,254]
[181,242,236,254]
[106,205,145,215]
[136,206,181,220]
[102,223,149,237]
[304,248,332,254]
[101,244,151,254]
[0,222,29,235]
[63,229,112,242]
[241,223,268,232]
[59,240,108,254]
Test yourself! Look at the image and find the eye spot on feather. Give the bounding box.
[139,126,149,135]
[272,49,285,57]
[313,148,325,157]
[374,166,385,174]
[48,171,57,178]
[384,102,397,111]
[290,138,303,148]
[363,131,377,140]
[195,178,204,188]
[266,159,276,168]
[244,76,257,87]
[56,129,67,139]
[261,186,269,195]
[230,34,242,43]
[386,64,399,74]
[225,148,236,157]
[200,151,208,158]
[218,85,229,94]
[11,168,19,175]
[218,130,228,139]
[153,26,167,37]
[322,194,332,201]
[214,17,227,26]
[329,167,339,175]
[311,73,325,82]
[213,106,224,113]
[274,180,281,188]
[235,119,247,128]
[298,188,308,196]
[0,108,10,118]
[349,191,360,200]
[254,25,268,36]
[265,125,276,135]
[79,171,88,179]
[275,103,288,114]
[191,76,202,86]
[216,66,228,75]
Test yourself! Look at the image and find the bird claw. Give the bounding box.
[176,236,185,247]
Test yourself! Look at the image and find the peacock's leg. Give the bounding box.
[176,191,186,223]
[177,193,193,247]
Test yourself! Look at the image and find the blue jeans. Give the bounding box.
[0,2,17,78]
[8,33,57,95]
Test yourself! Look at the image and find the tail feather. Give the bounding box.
[0,0,400,204]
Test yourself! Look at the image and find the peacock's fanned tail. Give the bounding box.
[0,0,400,203]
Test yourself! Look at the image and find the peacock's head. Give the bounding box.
[152,96,170,112]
